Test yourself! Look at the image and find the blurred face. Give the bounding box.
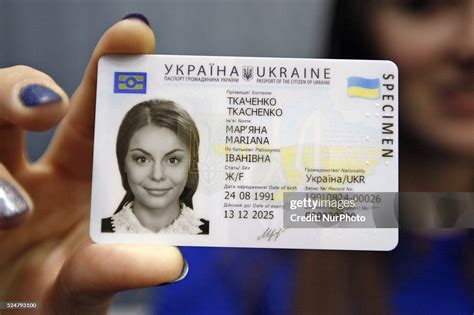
[125,125,190,213]
[371,0,474,156]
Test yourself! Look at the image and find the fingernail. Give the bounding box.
[0,180,30,220]
[122,13,151,27]
[158,258,189,286]
[20,84,62,107]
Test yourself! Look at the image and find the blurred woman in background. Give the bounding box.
[296,1,474,314]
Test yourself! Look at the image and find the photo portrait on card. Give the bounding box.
[101,99,209,234]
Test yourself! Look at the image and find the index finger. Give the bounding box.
[43,15,155,179]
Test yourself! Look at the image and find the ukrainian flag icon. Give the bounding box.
[114,72,147,94]
[347,76,380,99]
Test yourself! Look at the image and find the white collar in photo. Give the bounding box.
[111,202,203,234]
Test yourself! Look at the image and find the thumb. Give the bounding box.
[42,243,186,315]
[44,14,155,180]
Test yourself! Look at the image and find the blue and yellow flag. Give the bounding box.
[347,77,380,99]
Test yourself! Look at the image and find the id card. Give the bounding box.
[90,55,399,251]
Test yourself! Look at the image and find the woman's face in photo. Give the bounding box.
[124,125,191,212]
[371,0,474,156]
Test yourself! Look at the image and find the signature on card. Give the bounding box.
[256,227,287,242]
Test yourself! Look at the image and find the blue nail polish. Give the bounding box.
[20,84,62,107]
[0,180,29,220]
[122,13,151,27]
[172,258,189,282]
[157,258,189,287]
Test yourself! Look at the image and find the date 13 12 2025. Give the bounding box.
[224,210,275,220]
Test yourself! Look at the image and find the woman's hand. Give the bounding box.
[0,16,186,315]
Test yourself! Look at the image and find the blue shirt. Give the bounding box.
[153,233,473,314]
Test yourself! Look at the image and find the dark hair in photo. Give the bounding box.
[114,99,200,214]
